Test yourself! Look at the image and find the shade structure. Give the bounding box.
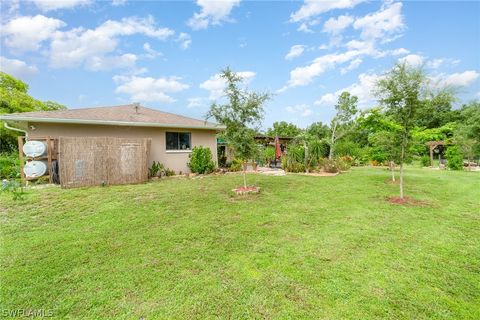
[274,136,282,159]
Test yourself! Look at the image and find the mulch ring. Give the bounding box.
[384,179,399,185]
[232,186,261,195]
[387,196,430,207]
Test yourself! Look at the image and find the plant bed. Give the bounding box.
[387,196,429,206]
[232,186,261,195]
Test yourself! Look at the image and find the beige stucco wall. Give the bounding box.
[27,122,218,173]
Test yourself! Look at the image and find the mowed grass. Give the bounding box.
[0,167,479,319]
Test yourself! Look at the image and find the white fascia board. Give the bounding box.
[0,115,226,131]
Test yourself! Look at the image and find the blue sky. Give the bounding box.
[1,0,479,129]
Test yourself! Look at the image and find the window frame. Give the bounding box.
[165,131,192,152]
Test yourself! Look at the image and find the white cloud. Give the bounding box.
[341,58,362,74]
[353,2,405,41]
[143,43,162,59]
[49,16,174,69]
[398,54,424,67]
[297,23,313,33]
[290,0,365,23]
[0,56,39,78]
[285,45,306,60]
[187,0,240,30]
[111,0,127,6]
[426,58,444,69]
[29,0,92,11]
[315,73,382,108]
[430,71,479,88]
[113,75,189,103]
[286,104,313,117]
[389,48,409,56]
[187,97,205,108]
[323,15,354,34]
[200,71,255,100]
[2,15,66,52]
[85,54,137,71]
[176,32,192,49]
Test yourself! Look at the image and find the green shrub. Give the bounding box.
[228,158,243,172]
[445,146,464,170]
[188,146,215,174]
[1,179,25,201]
[335,158,351,171]
[263,146,276,166]
[148,161,164,177]
[420,155,430,167]
[322,159,339,173]
[0,153,20,179]
[164,168,175,176]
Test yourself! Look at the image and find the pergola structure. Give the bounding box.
[426,141,448,167]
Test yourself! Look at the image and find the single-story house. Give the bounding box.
[1,104,225,173]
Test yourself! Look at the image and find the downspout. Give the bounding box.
[3,122,28,139]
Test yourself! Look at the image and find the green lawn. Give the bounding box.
[1,167,479,319]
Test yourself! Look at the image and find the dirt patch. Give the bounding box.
[232,186,261,195]
[385,179,399,185]
[298,172,339,177]
[387,196,430,206]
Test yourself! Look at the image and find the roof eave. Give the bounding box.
[0,115,226,131]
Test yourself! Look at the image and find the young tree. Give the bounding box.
[266,121,302,138]
[206,68,270,188]
[375,63,427,199]
[329,91,358,159]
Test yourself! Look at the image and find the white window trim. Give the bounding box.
[165,150,192,154]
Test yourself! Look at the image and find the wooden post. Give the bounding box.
[47,136,53,184]
[17,136,25,184]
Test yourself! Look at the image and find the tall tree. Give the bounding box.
[266,121,302,138]
[0,72,66,152]
[329,91,358,159]
[375,63,427,199]
[206,68,270,188]
[306,121,330,140]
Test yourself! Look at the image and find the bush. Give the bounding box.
[228,158,243,172]
[188,146,215,174]
[322,159,339,173]
[164,168,176,176]
[445,146,464,170]
[1,179,25,200]
[335,158,351,171]
[0,153,20,179]
[420,155,430,167]
[148,161,164,177]
[263,146,276,166]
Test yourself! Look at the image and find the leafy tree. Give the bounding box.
[445,146,464,170]
[415,88,457,128]
[306,121,330,140]
[375,63,427,199]
[206,68,270,188]
[329,91,358,159]
[266,121,302,138]
[0,72,66,152]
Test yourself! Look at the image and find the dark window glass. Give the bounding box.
[166,132,191,150]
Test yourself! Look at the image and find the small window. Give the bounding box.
[166,132,191,150]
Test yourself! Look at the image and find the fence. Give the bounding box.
[58,137,151,188]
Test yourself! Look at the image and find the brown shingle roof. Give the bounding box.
[1,104,224,130]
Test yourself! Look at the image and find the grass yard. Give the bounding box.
[1,167,479,319]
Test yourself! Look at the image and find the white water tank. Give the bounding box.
[24,161,48,178]
[23,140,47,157]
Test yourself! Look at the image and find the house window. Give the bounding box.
[166,132,191,150]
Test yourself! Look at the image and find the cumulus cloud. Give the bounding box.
[323,15,354,34]
[290,0,365,23]
[187,97,205,108]
[111,0,127,6]
[176,32,192,49]
[200,71,256,100]
[0,56,39,79]
[285,45,306,60]
[315,73,382,108]
[29,0,92,11]
[353,2,405,42]
[286,104,313,117]
[1,15,66,52]
[113,75,189,103]
[143,43,162,59]
[187,0,240,30]
[398,54,424,67]
[430,71,479,88]
[49,16,174,69]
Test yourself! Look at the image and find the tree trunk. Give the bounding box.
[304,141,309,173]
[329,123,337,160]
[243,161,247,188]
[399,144,405,199]
[390,161,395,182]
